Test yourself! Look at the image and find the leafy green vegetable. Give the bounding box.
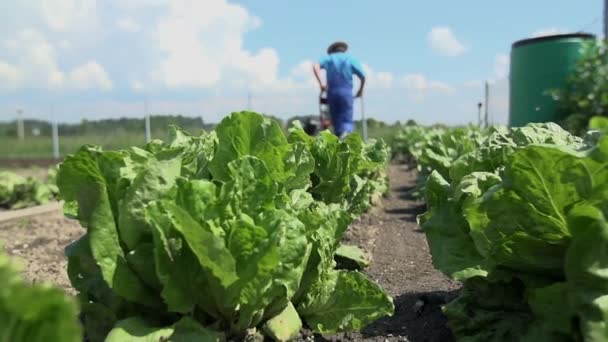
[415,122,608,341]
[263,302,302,342]
[590,116,608,133]
[105,316,224,342]
[334,244,370,270]
[391,124,490,198]
[298,270,394,334]
[0,248,82,342]
[288,127,390,216]
[0,169,58,209]
[59,111,393,341]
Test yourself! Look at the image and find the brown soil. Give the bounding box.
[301,165,461,342]
[0,165,460,341]
[0,211,83,293]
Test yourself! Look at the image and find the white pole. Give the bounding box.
[51,105,59,159]
[360,97,368,141]
[144,96,151,143]
[16,109,24,140]
[52,121,59,159]
[484,81,490,128]
[604,0,608,39]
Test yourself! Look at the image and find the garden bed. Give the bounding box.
[0,164,460,342]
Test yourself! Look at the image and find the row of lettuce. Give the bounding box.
[394,120,608,341]
[0,168,58,209]
[1,111,394,342]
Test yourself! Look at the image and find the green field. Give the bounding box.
[0,131,175,160]
[354,124,401,145]
[0,125,400,160]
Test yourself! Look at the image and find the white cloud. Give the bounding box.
[0,29,112,91]
[0,0,391,97]
[58,39,72,50]
[116,17,142,32]
[463,54,510,88]
[493,53,510,80]
[463,80,483,88]
[402,73,455,102]
[403,74,454,93]
[112,0,168,10]
[0,0,483,126]
[68,61,113,90]
[0,29,64,89]
[375,72,394,87]
[531,27,566,38]
[428,26,466,57]
[37,0,97,31]
[362,64,394,89]
[290,60,313,79]
[289,60,317,88]
[131,80,145,92]
[0,61,20,90]
[152,0,277,89]
[1,0,283,92]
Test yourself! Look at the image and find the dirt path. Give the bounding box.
[0,164,460,341]
[332,164,461,342]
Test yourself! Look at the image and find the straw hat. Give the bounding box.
[327,41,348,54]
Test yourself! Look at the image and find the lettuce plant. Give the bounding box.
[420,123,608,341]
[0,249,81,341]
[58,112,393,341]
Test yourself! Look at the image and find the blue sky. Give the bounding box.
[0,0,603,125]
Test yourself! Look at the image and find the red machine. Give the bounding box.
[300,91,332,136]
[318,90,332,131]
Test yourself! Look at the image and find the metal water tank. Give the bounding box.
[509,33,596,127]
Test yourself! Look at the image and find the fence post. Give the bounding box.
[484,81,490,128]
[145,114,151,143]
[145,97,151,143]
[604,0,608,39]
[16,109,24,140]
[52,119,60,159]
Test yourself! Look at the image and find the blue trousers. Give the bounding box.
[327,87,354,137]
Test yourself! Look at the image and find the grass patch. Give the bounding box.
[0,131,175,159]
[0,124,401,160]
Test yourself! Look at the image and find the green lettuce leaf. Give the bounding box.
[299,270,394,334]
[565,204,608,342]
[464,141,608,276]
[105,316,224,342]
[420,171,494,280]
[0,249,82,342]
[58,147,160,306]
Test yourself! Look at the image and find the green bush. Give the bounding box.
[553,39,608,136]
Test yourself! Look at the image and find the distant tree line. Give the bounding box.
[0,115,211,138]
[0,113,410,138]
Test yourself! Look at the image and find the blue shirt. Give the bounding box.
[319,52,365,91]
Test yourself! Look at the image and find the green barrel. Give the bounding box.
[509,33,596,127]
